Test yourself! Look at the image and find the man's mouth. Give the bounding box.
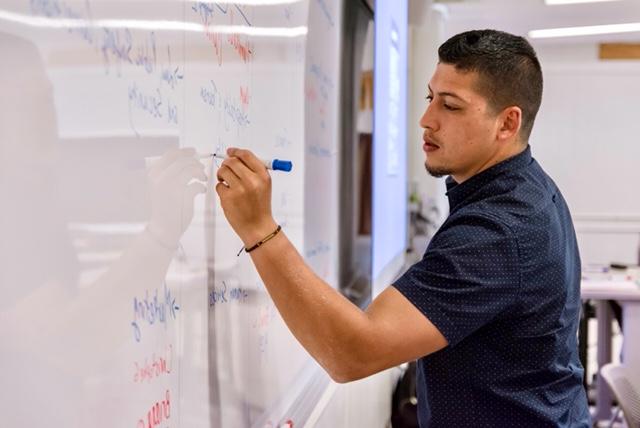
[423,138,440,153]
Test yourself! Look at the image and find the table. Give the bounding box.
[581,279,640,422]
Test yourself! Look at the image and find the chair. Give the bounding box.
[600,363,640,428]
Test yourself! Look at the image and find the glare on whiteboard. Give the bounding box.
[0,9,308,37]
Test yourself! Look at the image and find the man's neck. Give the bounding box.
[452,142,527,184]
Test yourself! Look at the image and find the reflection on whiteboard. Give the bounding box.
[0,0,341,426]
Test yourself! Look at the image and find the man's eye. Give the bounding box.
[426,95,433,103]
[444,104,459,111]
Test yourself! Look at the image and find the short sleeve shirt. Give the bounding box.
[393,146,590,427]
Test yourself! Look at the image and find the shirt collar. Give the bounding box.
[446,145,532,211]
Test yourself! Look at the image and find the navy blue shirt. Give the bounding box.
[394,146,590,427]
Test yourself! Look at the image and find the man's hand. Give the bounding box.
[215,148,278,247]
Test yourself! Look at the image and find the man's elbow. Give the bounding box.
[327,367,357,384]
[321,322,389,383]
[324,359,378,384]
[327,368,359,384]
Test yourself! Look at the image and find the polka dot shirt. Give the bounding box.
[393,146,590,427]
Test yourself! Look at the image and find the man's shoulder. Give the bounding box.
[432,209,518,253]
[467,162,564,231]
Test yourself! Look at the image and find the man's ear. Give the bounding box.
[497,106,522,142]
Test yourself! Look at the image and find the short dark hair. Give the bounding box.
[438,29,543,142]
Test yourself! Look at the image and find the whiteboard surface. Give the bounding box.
[0,0,341,426]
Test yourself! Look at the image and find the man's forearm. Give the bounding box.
[215,149,447,380]
[248,230,372,382]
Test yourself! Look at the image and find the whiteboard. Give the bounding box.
[0,0,342,426]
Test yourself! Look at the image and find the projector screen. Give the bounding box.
[372,0,408,295]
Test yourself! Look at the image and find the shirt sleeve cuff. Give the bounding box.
[392,275,462,348]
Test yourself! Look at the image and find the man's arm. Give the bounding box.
[215,148,447,382]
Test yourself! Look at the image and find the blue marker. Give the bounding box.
[206,153,293,172]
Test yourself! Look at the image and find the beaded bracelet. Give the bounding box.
[237,225,282,256]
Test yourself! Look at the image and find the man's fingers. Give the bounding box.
[227,147,268,176]
[215,181,230,197]
[219,156,255,182]
[216,164,241,188]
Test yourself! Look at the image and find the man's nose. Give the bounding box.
[419,102,437,131]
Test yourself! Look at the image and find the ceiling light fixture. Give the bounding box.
[529,22,640,38]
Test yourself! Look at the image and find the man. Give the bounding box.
[215,30,590,427]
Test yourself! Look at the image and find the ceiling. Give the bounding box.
[433,0,640,44]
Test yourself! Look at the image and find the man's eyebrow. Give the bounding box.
[427,85,467,103]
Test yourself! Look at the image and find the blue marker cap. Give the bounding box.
[272,159,293,172]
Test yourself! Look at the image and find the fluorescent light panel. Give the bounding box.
[529,22,640,38]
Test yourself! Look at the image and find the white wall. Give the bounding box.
[532,43,640,265]
[407,0,449,233]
